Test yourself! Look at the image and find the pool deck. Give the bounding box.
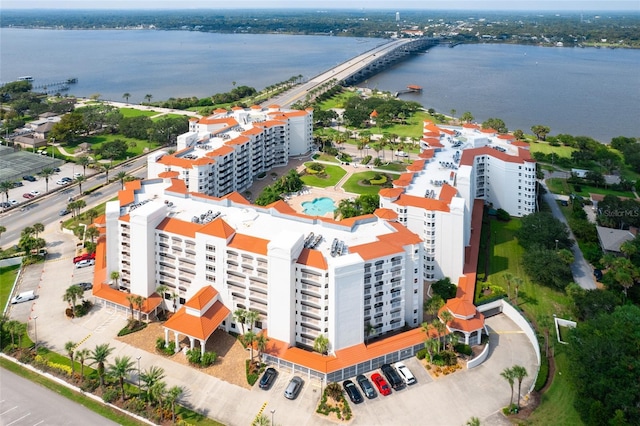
[246,156,363,219]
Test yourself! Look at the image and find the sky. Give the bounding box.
[2,0,639,11]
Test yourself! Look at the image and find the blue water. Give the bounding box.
[302,197,336,216]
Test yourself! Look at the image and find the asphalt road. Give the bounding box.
[0,157,147,249]
[0,367,117,426]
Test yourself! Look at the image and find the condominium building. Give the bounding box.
[147,105,313,197]
[92,119,534,379]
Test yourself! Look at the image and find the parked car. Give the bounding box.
[284,376,303,400]
[259,367,278,390]
[73,252,96,263]
[23,193,34,199]
[9,199,18,205]
[343,380,364,404]
[0,202,10,208]
[61,176,73,182]
[11,290,36,304]
[75,259,95,269]
[74,172,83,178]
[53,167,61,172]
[29,190,40,197]
[371,373,391,396]
[356,374,377,399]
[56,179,70,185]
[381,363,405,390]
[12,181,23,188]
[22,175,36,182]
[394,362,417,386]
[74,282,93,291]
[59,209,70,216]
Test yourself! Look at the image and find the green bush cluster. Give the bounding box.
[368,174,387,185]
[432,350,458,366]
[186,349,218,367]
[316,389,352,420]
[361,155,372,165]
[534,355,549,391]
[156,337,176,356]
[102,386,120,403]
[117,320,147,336]
[454,344,472,356]
[373,158,383,166]
[245,359,263,386]
[416,348,428,360]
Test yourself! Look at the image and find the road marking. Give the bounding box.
[0,406,17,416]
[6,413,31,426]
[492,330,525,334]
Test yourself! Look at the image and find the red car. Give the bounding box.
[73,252,96,263]
[371,373,391,396]
[23,193,34,199]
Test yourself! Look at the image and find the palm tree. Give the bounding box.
[64,340,77,377]
[32,222,44,238]
[101,162,112,182]
[76,348,90,382]
[126,294,136,321]
[116,171,128,189]
[78,156,91,175]
[63,285,84,316]
[110,271,120,288]
[255,333,269,360]
[244,330,257,361]
[313,334,330,356]
[150,380,167,407]
[86,208,99,224]
[0,181,13,204]
[500,367,516,408]
[431,319,446,353]
[140,365,165,404]
[466,417,481,426]
[424,337,439,363]
[252,414,270,426]
[122,93,131,103]
[108,356,136,401]
[245,310,259,332]
[133,295,146,321]
[40,167,54,192]
[89,343,114,388]
[325,382,343,402]
[85,226,100,243]
[233,308,247,334]
[144,94,153,104]
[440,309,453,327]
[3,319,22,346]
[512,365,528,410]
[75,175,86,195]
[166,385,183,423]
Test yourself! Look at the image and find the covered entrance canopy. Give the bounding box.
[163,286,230,355]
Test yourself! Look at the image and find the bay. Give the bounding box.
[1,28,638,142]
[365,43,640,142]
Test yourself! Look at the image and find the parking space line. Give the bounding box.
[6,413,31,426]
[1,406,18,416]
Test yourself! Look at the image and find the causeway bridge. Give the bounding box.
[266,37,439,108]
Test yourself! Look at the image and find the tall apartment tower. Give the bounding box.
[396,12,400,22]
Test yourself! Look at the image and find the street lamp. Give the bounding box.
[136,356,141,390]
[555,239,559,251]
[270,409,275,426]
[33,316,38,351]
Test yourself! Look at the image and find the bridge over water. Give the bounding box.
[265,37,439,108]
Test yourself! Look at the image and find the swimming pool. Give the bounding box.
[302,197,336,216]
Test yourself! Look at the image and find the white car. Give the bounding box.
[11,290,36,304]
[394,362,417,385]
[56,179,69,185]
[74,172,83,178]
[75,259,95,269]
[29,190,40,196]
[9,199,18,205]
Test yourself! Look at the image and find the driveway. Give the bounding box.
[540,178,596,290]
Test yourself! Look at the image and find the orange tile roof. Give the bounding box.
[297,248,328,270]
[266,199,297,214]
[463,123,479,129]
[243,127,263,136]
[157,217,202,238]
[511,140,530,147]
[441,128,455,135]
[158,155,194,169]
[497,133,515,140]
[166,178,188,195]
[438,183,458,203]
[370,110,378,117]
[213,108,228,114]
[163,300,230,341]
[158,171,180,179]
[184,285,219,310]
[419,149,435,159]
[422,137,443,148]
[374,208,398,220]
[379,223,422,245]
[199,218,236,240]
[199,116,238,127]
[393,194,450,212]
[251,105,262,110]
[283,110,309,118]
[392,172,414,188]
[118,188,135,207]
[228,233,270,255]
[227,135,250,146]
[407,159,425,172]
[379,188,405,199]
[459,146,530,166]
[94,214,106,226]
[350,240,405,261]
[448,311,485,333]
[231,106,244,111]
[480,128,496,134]
[255,120,286,128]
[443,298,477,318]
[267,104,281,109]
[222,191,251,205]
[207,145,235,157]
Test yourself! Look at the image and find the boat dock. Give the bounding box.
[395,85,423,96]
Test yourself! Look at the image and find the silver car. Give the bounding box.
[284,376,303,400]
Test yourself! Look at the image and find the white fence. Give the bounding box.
[466,343,490,369]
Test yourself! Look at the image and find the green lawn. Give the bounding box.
[301,163,346,188]
[527,348,584,426]
[342,171,388,195]
[317,90,359,109]
[374,162,407,173]
[118,108,161,118]
[529,142,577,158]
[312,153,340,163]
[480,218,575,322]
[64,134,160,161]
[0,264,20,308]
[546,178,635,198]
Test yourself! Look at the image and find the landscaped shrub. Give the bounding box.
[164,341,176,355]
[373,157,382,166]
[246,359,260,385]
[361,155,372,165]
[156,337,166,351]
[186,349,201,365]
[454,343,473,356]
[432,350,458,366]
[117,320,147,336]
[534,355,549,391]
[306,163,325,174]
[416,348,428,360]
[200,351,218,367]
[496,208,511,222]
[369,174,387,185]
[102,387,120,403]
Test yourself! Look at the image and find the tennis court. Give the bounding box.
[0,145,65,183]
